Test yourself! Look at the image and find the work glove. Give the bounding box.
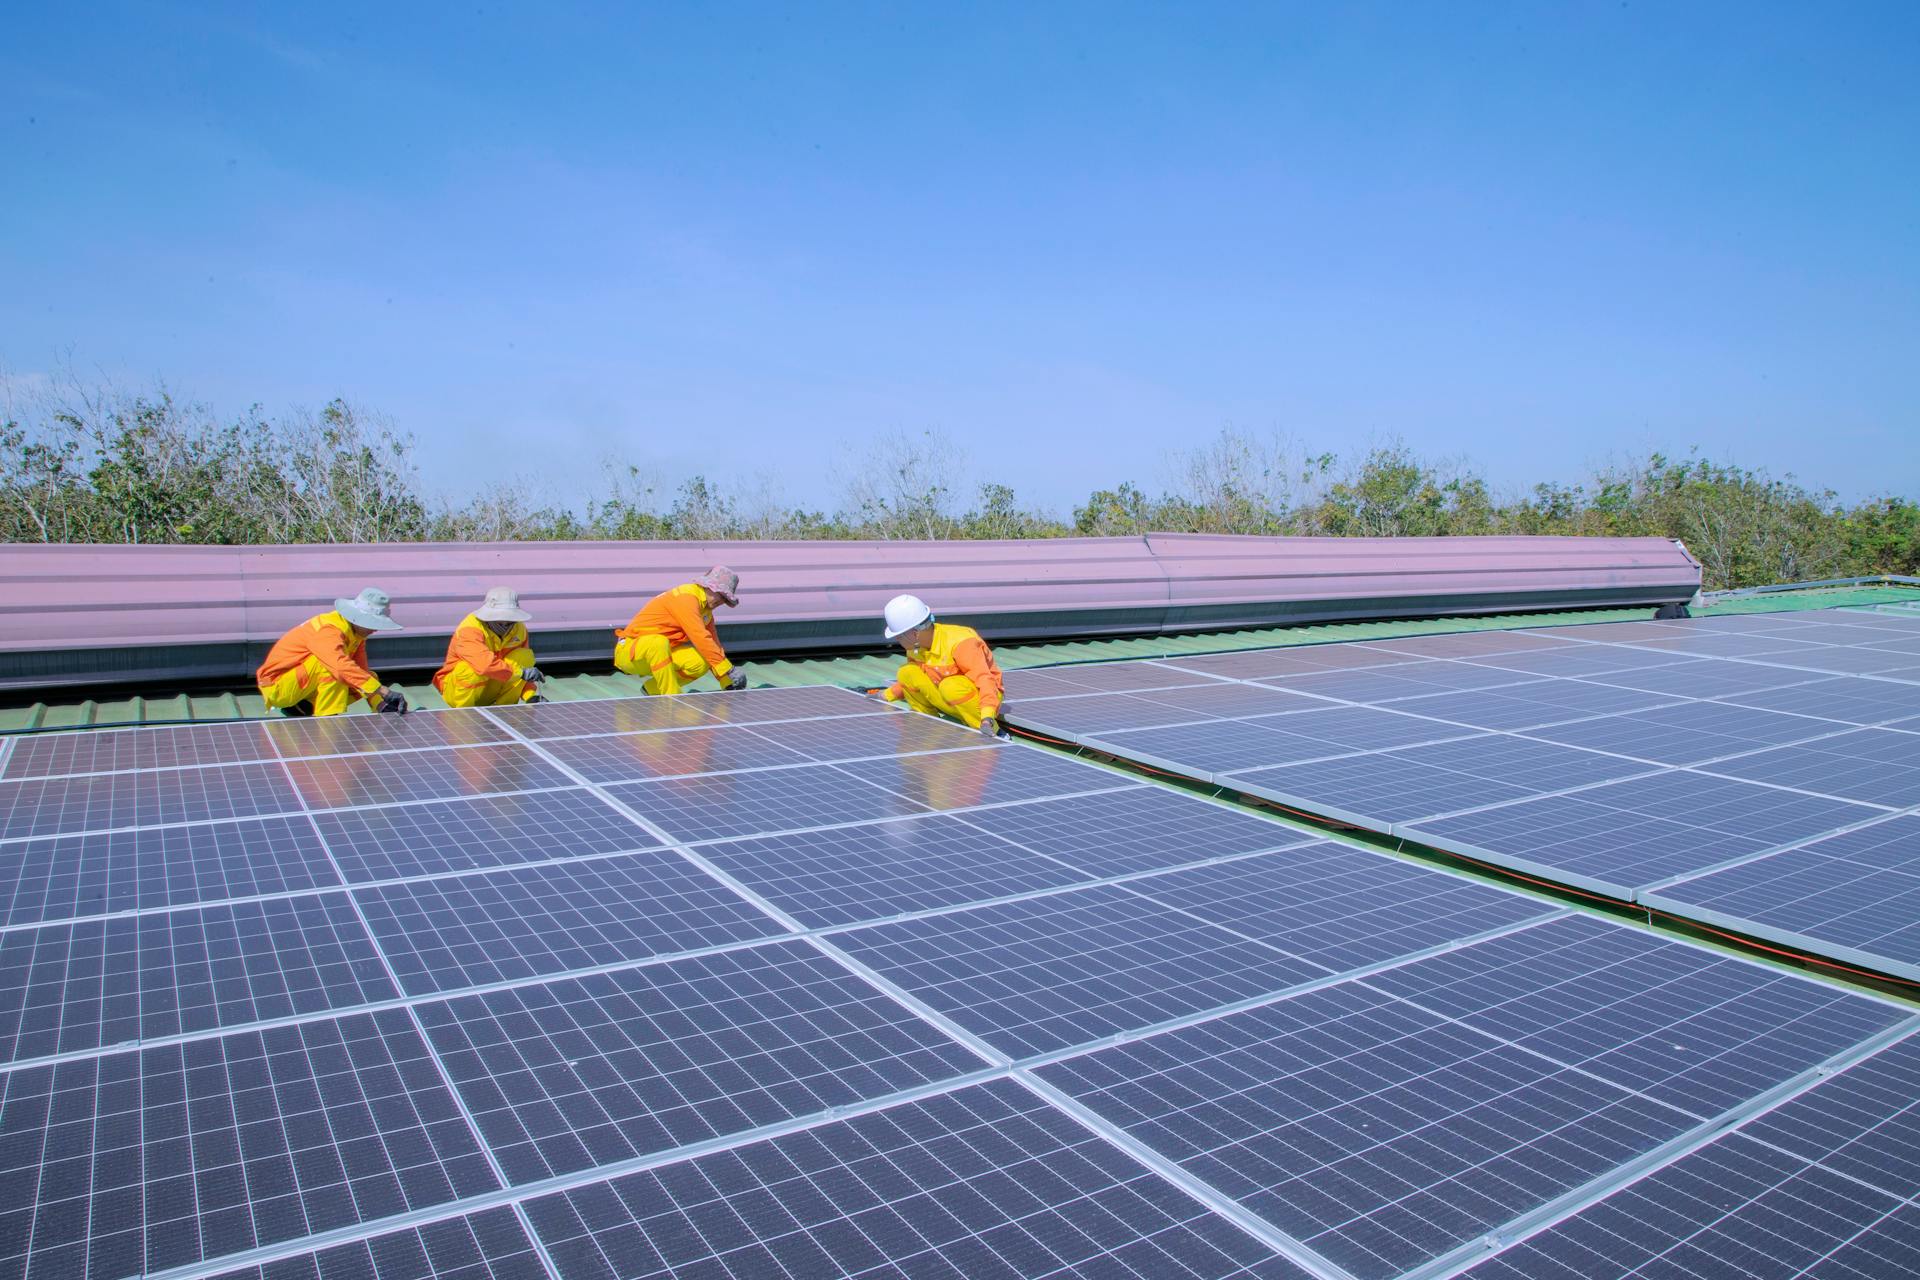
[376,686,409,715]
[518,665,545,684]
[979,715,1001,739]
[722,668,748,691]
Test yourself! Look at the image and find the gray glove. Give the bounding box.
[979,715,1000,739]
[377,686,409,715]
[722,668,748,691]
[518,665,545,684]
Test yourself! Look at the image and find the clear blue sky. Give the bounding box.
[4,2,1916,512]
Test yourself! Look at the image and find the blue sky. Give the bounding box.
[4,2,1915,512]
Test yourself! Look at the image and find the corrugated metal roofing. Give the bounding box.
[5,582,1916,733]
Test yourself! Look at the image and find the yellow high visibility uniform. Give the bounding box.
[256,611,385,717]
[885,622,1004,729]
[433,613,537,708]
[614,583,735,695]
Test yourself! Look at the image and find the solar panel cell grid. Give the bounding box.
[834,745,1135,811]
[1358,914,1907,1118]
[1460,1135,1915,1280]
[700,813,1091,928]
[834,884,1329,1058]
[0,1009,498,1280]
[412,940,980,1184]
[1035,977,1699,1280]
[1087,719,1357,778]
[1699,727,1920,807]
[1027,661,1231,693]
[1646,817,1920,977]
[1,722,277,780]
[538,723,810,783]
[206,1206,549,1280]
[1231,753,1547,826]
[483,695,719,739]
[312,789,655,883]
[0,816,340,927]
[264,710,511,758]
[284,746,571,810]
[1124,844,1561,973]
[746,710,996,762]
[1518,701,1842,766]
[1136,683,1335,720]
[0,763,301,840]
[0,892,399,1060]
[1378,686,1614,731]
[1721,677,1920,725]
[1580,657,1825,698]
[677,683,886,723]
[1012,692,1221,735]
[521,1077,1315,1280]
[607,762,929,842]
[956,786,1309,877]
[351,852,786,996]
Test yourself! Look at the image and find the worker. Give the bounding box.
[433,586,546,708]
[614,567,749,695]
[878,594,1005,737]
[257,587,408,717]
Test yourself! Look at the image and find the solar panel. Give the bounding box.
[0,763,301,839]
[538,723,811,783]
[699,812,1094,927]
[0,892,397,1061]
[1028,661,1231,693]
[1036,913,1906,1280]
[1403,771,1885,898]
[520,1078,1317,1279]
[0,816,338,926]
[833,884,1331,1058]
[6,673,1919,1280]
[956,786,1311,876]
[410,941,981,1183]
[1644,816,1920,981]
[205,1207,549,1280]
[265,710,512,757]
[1696,727,1920,807]
[1119,842,1562,972]
[1465,1032,1920,1280]
[1251,663,1530,702]
[284,745,571,809]
[1014,691,1232,735]
[746,709,997,762]
[0,1010,500,1280]
[1517,700,1843,765]
[312,789,657,882]
[607,761,932,842]
[833,745,1136,810]
[351,852,786,995]
[1,722,277,780]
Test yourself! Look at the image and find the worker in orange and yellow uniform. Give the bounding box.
[433,586,547,708]
[256,587,409,717]
[614,567,749,695]
[879,594,1006,737]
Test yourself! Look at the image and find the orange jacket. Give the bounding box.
[256,611,383,701]
[432,614,530,691]
[888,622,1004,715]
[618,583,733,679]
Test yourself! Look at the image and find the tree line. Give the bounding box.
[3,371,1915,591]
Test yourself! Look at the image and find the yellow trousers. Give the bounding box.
[896,665,985,729]
[439,646,537,708]
[615,635,710,695]
[259,656,368,717]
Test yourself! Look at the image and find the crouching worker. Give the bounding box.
[434,587,546,707]
[614,567,748,695]
[879,594,1005,737]
[257,587,408,717]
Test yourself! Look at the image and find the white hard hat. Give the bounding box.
[883,594,933,640]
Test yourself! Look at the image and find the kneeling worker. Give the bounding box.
[880,594,1005,737]
[257,587,408,717]
[614,567,748,694]
[434,586,546,707]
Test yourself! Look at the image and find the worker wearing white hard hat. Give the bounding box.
[433,586,547,708]
[878,594,1006,737]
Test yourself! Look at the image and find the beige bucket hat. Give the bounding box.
[475,586,532,623]
[334,587,402,632]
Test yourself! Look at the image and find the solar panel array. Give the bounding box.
[1010,607,1920,982]
[0,676,1917,1279]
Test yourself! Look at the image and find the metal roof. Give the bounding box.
[6,582,1914,734]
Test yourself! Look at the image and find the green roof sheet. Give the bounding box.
[5,582,1917,734]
